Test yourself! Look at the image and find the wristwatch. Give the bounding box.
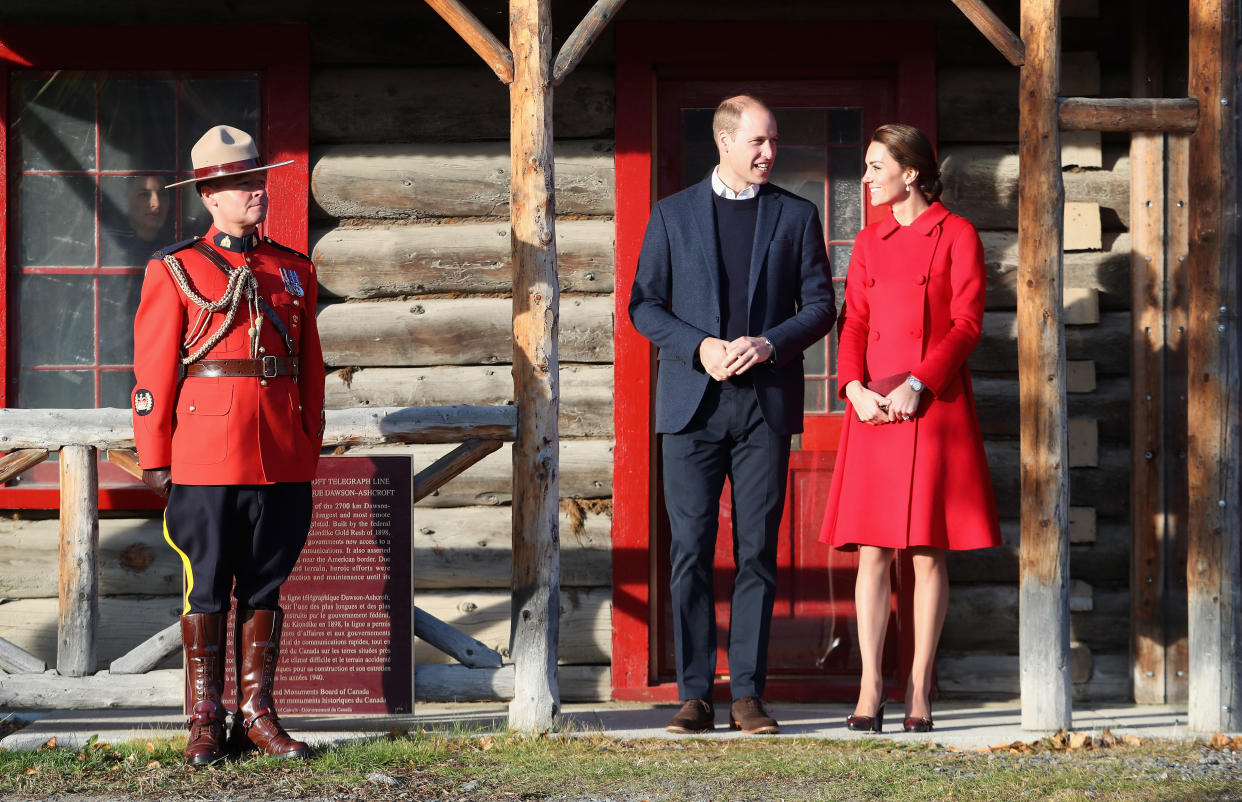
[762,337,776,363]
[907,375,925,393]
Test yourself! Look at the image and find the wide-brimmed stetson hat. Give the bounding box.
[165,125,293,189]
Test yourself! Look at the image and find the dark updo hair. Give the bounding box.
[871,123,942,203]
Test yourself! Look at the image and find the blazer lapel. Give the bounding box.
[690,177,722,312]
[748,187,783,307]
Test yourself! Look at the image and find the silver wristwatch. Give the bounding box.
[907,375,925,393]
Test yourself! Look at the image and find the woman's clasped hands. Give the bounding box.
[844,379,920,425]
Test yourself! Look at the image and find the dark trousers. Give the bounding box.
[661,381,792,701]
[163,482,312,615]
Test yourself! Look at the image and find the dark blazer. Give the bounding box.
[629,177,836,436]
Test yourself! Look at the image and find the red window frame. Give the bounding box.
[0,25,309,509]
[612,20,936,700]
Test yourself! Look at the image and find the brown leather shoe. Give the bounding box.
[181,613,228,765]
[730,695,780,734]
[230,608,311,759]
[665,699,715,734]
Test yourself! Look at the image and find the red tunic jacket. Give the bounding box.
[820,203,1000,551]
[131,227,325,485]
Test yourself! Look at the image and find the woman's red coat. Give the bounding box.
[820,202,1001,551]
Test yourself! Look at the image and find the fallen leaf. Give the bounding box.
[1232,736,1242,751]
[146,760,160,768]
[93,740,109,751]
[1069,732,1091,750]
[40,737,57,751]
[24,768,38,775]
[479,736,494,751]
[1211,733,1231,750]
[145,742,156,753]
[1122,735,1142,747]
[1098,729,1117,747]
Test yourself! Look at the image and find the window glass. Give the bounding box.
[9,70,260,410]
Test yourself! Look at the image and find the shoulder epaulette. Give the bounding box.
[263,237,311,261]
[150,236,200,261]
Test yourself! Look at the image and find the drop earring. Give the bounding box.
[904,183,911,193]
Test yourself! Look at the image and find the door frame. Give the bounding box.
[611,20,936,700]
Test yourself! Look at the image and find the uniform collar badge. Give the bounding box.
[212,230,260,253]
[279,267,305,297]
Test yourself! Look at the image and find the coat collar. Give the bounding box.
[875,201,951,239]
[207,225,262,253]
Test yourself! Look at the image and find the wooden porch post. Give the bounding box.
[1186,0,1242,734]
[508,0,560,731]
[1017,0,1072,730]
[58,445,99,678]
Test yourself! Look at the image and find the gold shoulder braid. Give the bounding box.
[162,253,262,364]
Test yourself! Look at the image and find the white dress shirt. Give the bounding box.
[711,167,759,200]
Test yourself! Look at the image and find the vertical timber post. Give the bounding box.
[1186,0,1242,734]
[508,0,561,731]
[58,445,99,677]
[1018,0,1072,730]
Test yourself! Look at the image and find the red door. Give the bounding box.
[612,21,936,701]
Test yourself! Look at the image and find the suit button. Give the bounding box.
[915,275,927,285]
[866,278,876,288]
[871,330,881,341]
[911,328,923,338]
[261,380,268,387]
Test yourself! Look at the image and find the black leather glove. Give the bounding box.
[141,468,172,499]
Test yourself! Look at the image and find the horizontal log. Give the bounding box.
[318,297,613,367]
[941,585,1129,654]
[0,668,182,710]
[0,405,517,451]
[325,365,613,438]
[415,664,609,702]
[414,607,504,668]
[948,519,1130,585]
[416,507,611,589]
[937,653,1131,701]
[311,220,614,298]
[311,67,613,142]
[109,621,180,675]
[0,597,181,672]
[986,441,1130,519]
[0,636,46,674]
[980,230,1131,311]
[973,376,1129,440]
[1059,97,1199,133]
[322,405,516,447]
[0,449,49,484]
[0,517,181,598]
[941,143,1130,229]
[311,140,614,220]
[971,311,1131,376]
[414,587,610,666]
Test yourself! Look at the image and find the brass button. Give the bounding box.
[293,299,300,306]
[292,315,299,324]
[259,346,266,354]
[260,380,268,387]
[188,405,196,412]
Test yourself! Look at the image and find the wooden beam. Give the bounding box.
[552,0,628,86]
[414,607,504,668]
[0,635,46,674]
[1059,97,1199,133]
[951,0,1026,66]
[58,446,99,678]
[1186,0,1242,734]
[509,0,561,733]
[1018,0,1072,731]
[109,622,180,675]
[105,448,142,481]
[411,438,504,504]
[0,448,48,484]
[424,0,515,84]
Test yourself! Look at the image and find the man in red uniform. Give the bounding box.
[131,125,325,765]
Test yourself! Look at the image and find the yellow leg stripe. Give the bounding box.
[162,511,195,615]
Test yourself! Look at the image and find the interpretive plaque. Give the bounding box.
[220,455,414,715]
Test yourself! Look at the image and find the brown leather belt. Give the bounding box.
[184,356,300,379]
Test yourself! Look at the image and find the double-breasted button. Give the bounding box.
[911,328,923,339]
[914,275,927,285]
[871,330,881,341]
[866,277,876,288]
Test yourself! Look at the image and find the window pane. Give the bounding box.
[18,369,94,408]
[829,147,863,241]
[13,75,95,172]
[177,77,261,171]
[100,79,177,171]
[775,108,825,143]
[830,244,853,280]
[682,146,717,192]
[100,175,174,266]
[101,370,136,408]
[804,377,828,414]
[19,275,95,366]
[98,274,145,364]
[775,146,825,223]
[18,175,95,266]
[829,109,863,144]
[681,108,715,143]
[804,336,826,376]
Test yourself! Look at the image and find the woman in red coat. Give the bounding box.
[819,124,1000,733]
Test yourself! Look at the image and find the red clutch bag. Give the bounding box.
[865,372,909,395]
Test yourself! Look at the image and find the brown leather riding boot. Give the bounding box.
[181,613,228,765]
[231,607,310,759]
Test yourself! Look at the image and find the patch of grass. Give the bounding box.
[0,728,1239,801]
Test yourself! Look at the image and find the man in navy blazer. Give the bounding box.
[629,95,836,735]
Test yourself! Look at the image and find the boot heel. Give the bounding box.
[845,700,886,733]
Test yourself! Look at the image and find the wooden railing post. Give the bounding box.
[58,445,99,678]
[1018,0,1072,731]
[508,0,560,732]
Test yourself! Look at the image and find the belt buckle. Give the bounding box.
[262,355,278,378]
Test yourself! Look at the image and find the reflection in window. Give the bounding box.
[8,71,259,409]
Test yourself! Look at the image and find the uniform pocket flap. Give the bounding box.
[178,385,233,415]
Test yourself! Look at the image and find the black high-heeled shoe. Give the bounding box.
[845,700,886,733]
[903,716,933,733]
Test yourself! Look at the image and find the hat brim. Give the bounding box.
[164,159,295,189]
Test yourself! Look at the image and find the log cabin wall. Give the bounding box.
[0,0,1165,704]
